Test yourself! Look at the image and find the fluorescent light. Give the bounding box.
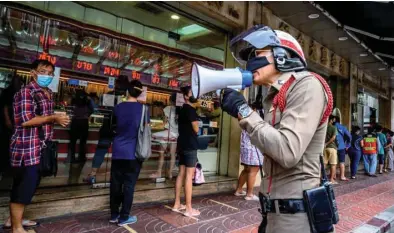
[308,14,319,19]
[176,24,210,36]
[378,67,386,71]
[338,37,348,41]
[360,53,368,57]
[171,15,180,20]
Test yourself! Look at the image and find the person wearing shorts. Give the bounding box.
[7,60,70,233]
[172,86,200,218]
[324,116,338,184]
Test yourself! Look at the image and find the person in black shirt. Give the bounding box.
[172,86,200,217]
[0,75,22,179]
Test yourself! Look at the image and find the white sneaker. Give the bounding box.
[245,195,259,201]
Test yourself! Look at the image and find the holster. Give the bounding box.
[303,183,337,233]
[258,192,270,233]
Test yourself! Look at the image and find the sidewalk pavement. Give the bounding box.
[2,172,394,233]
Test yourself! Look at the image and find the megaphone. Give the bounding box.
[191,63,253,98]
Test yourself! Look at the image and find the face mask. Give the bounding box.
[36,75,53,87]
[189,96,198,104]
[246,55,272,72]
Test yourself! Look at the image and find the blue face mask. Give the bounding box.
[37,75,53,87]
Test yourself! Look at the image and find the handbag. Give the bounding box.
[135,104,152,162]
[193,162,205,186]
[33,93,58,177]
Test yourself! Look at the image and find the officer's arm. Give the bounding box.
[239,77,325,169]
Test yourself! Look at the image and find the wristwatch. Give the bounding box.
[238,103,253,119]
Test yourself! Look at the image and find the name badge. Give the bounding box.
[278,80,285,85]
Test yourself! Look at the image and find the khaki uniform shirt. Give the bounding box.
[240,71,329,233]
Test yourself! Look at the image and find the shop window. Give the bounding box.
[0,3,226,190]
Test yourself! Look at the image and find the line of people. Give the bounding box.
[324,115,394,183]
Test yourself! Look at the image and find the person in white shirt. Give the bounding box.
[150,93,179,179]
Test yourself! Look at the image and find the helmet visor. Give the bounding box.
[230,25,280,65]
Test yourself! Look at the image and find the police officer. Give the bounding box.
[220,25,333,232]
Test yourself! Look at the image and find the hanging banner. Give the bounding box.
[48,67,61,93]
[108,77,115,89]
[137,86,147,102]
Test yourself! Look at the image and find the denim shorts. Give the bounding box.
[338,149,346,163]
[178,150,198,168]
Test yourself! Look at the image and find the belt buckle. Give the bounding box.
[286,200,300,214]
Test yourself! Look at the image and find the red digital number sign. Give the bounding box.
[168,79,179,88]
[132,71,141,80]
[39,36,57,46]
[81,46,94,54]
[152,73,160,84]
[108,51,119,60]
[104,66,120,77]
[39,53,56,65]
[76,61,93,71]
[134,58,142,66]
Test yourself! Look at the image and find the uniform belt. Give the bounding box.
[268,199,305,214]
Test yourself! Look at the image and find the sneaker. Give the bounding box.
[118,216,137,226]
[245,195,259,201]
[109,215,119,223]
[83,175,96,184]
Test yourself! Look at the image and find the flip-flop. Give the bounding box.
[3,220,40,229]
[171,204,186,212]
[183,209,200,217]
[340,178,349,181]
[234,191,247,196]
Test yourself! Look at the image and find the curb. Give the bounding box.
[352,205,394,233]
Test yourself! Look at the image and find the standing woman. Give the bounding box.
[385,131,394,172]
[234,103,264,201]
[110,80,147,226]
[150,92,179,179]
[348,126,363,179]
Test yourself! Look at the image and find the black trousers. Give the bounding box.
[68,119,89,161]
[110,160,142,221]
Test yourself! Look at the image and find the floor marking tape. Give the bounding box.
[209,199,239,210]
[164,205,199,221]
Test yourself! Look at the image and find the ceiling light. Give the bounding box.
[171,15,180,20]
[378,67,386,71]
[360,53,368,57]
[308,14,319,19]
[338,37,348,41]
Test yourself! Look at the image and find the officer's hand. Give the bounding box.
[221,88,247,118]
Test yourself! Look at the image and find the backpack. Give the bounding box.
[135,104,152,162]
[272,72,333,127]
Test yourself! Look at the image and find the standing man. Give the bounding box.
[220,25,333,232]
[172,85,200,217]
[325,116,338,184]
[333,116,351,181]
[7,60,69,233]
[375,125,387,174]
[362,128,379,177]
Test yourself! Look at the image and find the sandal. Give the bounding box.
[183,209,200,217]
[149,173,162,179]
[234,191,247,196]
[340,177,349,181]
[3,220,40,229]
[171,204,186,212]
